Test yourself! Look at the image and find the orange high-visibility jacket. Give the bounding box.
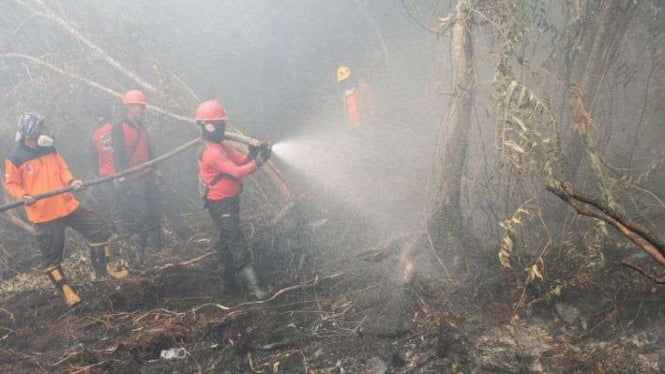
[4,144,80,223]
[344,80,376,129]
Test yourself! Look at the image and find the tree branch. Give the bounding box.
[546,181,665,269]
[14,0,158,93]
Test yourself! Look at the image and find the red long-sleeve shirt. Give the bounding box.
[91,121,152,177]
[198,141,256,200]
[91,123,115,176]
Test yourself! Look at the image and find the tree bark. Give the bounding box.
[562,1,637,178]
[430,0,475,248]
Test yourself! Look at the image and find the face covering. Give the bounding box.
[201,121,226,143]
[37,134,55,147]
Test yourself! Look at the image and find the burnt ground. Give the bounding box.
[3,205,665,373]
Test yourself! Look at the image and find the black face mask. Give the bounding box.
[200,121,226,142]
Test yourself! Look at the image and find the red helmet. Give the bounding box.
[195,100,229,121]
[122,90,147,105]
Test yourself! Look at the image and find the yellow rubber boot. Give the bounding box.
[45,265,81,308]
[61,285,81,308]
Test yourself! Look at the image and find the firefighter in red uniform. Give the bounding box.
[4,113,128,308]
[91,90,163,262]
[90,115,116,213]
[195,100,270,299]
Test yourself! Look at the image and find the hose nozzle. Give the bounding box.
[248,137,272,150]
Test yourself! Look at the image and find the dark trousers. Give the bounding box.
[112,173,162,251]
[206,197,250,271]
[35,207,112,266]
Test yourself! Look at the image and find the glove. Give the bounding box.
[248,144,261,160]
[258,145,271,163]
[69,179,85,191]
[22,195,36,206]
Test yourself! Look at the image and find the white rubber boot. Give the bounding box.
[240,265,268,300]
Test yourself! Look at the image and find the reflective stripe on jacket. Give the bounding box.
[198,141,256,201]
[4,144,80,223]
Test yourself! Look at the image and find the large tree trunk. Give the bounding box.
[430,0,475,249]
[559,0,637,179]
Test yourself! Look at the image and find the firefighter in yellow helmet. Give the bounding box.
[336,65,376,131]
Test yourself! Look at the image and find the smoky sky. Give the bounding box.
[61,0,439,135]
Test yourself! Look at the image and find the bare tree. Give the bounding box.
[429,0,475,251]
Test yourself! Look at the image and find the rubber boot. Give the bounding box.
[103,244,129,280]
[89,243,108,280]
[240,265,268,299]
[45,264,81,308]
[220,262,238,294]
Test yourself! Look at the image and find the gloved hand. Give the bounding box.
[248,144,261,160]
[70,179,85,191]
[22,195,36,206]
[258,145,271,163]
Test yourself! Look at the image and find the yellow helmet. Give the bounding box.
[336,66,351,82]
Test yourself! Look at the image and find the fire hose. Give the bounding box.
[0,132,269,213]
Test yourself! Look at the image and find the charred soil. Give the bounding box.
[2,207,665,373]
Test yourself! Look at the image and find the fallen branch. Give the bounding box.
[257,339,295,351]
[621,260,665,284]
[70,360,122,374]
[129,273,344,323]
[547,181,665,270]
[132,308,184,324]
[153,252,215,272]
[237,272,344,308]
[0,326,16,340]
[189,303,232,314]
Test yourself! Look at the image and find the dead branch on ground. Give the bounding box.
[547,181,665,277]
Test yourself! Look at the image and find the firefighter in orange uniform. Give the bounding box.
[337,65,376,131]
[4,113,128,308]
